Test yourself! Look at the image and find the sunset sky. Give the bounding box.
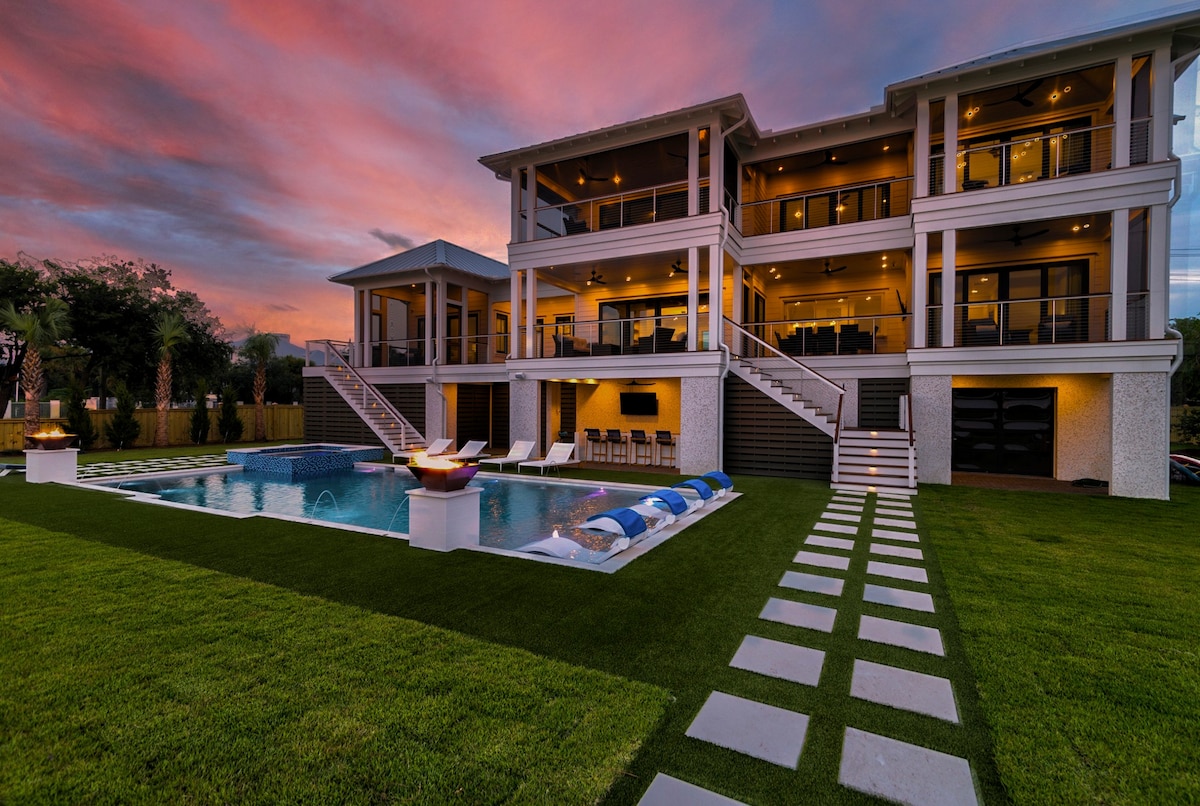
[1,0,1193,343]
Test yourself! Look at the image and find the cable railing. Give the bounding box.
[736,177,913,236]
[519,314,707,358]
[929,122,1115,195]
[736,315,909,356]
[924,293,1113,346]
[723,317,845,424]
[530,179,709,241]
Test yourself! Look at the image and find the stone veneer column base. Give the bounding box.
[909,376,951,485]
[1111,371,1169,500]
[679,376,721,475]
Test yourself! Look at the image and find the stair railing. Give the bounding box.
[902,392,915,488]
[319,340,424,448]
[723,317,845,423]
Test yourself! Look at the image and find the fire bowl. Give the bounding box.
[405,462,480,492]
[30,432,76,450]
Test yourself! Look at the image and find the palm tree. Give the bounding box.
[152,312,189,447]
[0,298,70,445]
[241,331,278,441]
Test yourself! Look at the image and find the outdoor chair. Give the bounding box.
[517,442,580,475]
[478,440,535,471]
[393,437,454,463]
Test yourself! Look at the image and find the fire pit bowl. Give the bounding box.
[405,461,480,492]
[30,430,77,450]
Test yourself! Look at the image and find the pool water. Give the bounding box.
[103,468,652,557]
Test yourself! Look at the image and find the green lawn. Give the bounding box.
[919,484,1200,804]
[2,464,1198,804]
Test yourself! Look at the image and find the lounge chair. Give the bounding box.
[478,440,535,471]
[517,442,580,475]
[443,440,488,461]
[700,470,734,497]
[672,478,716,506]
[641,488,698,516]
[578,505,673,538]
[393,437,453,463]
[516,532,632,563]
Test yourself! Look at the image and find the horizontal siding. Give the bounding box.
[303,377,426,447]
[723,376,833,479]
[859,378,909,429]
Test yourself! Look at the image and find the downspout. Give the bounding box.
[423,266,447,437]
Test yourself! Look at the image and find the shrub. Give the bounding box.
[217,386,244,443]
[104,381,141,450]
[1179,407,1200,445]
[189,381,211,445]
[64,380,98,451]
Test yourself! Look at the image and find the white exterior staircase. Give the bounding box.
[832,427,917,495]
[319,343,424,455]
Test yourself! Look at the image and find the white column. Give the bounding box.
[915,98,930,198]
[1114,54,1132,169]
[510,170,523,243]
[437,277,448,364]
[424,279,435,364]
[688,128,700,216]
[524,165,537,243]
[731,264,745,355]
[1110,208,1129,341]
[525,268,538,357]
[941,230,956,347]
[355,289,368,366]
[1149,205,1169,337]
[1153,45,1172,163]
[943,94,958,196]
[708,244,722,349]
[709,125,722,213]
[509,270,521,358]
[686,246,700,350]
[912,233,928,349]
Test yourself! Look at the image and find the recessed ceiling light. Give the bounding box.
[626,276,632,282]
[1083,223,1090,229]
[1072,225,1080,232]
[883,144,890,152]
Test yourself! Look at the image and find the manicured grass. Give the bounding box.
[919,484,1200,804]
[0,519,668,804]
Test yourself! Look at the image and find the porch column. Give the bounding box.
[914,98,930,199]
[355,289,368,366]
[731,264,744,355]
[943,94,958,196]
[688,128,700,217]
[1149,205,1169,337]
[437,276,448,364]
[1152,45,1172,163]
[912,233,928,349]
[708,244,722,349]
[424,279,435,365]
[709,125,722,214]
[509,270,521,358]
[525,268,538,358]
[940,230,956,347]
[528,161,542,241]
[1114,54,1132,169]
[511,169,523,244]
[1110,208,1129,341]
[686,246,699,350]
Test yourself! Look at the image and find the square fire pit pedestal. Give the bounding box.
[405,486,482,551]
[25,448,79,484]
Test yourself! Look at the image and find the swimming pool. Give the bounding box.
[96,466,713,568]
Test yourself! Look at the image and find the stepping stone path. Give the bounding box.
[640,488,981,805]
[76,453,231,480]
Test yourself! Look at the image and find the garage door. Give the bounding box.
[952,388,1054,476]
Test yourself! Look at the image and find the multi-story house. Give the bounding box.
[304,8,1199,499]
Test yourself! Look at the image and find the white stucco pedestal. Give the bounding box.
[405,485,482,551]
[24,449,79,484]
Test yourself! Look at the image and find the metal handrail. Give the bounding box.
[532,178,708,240]
[925,292,1111,346]
[319,340,423,446]
[738,176,912,235]
[724,317,845,399]
[751,313,909,355]
[521,313,703,357]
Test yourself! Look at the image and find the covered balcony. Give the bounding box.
[927,59,1151,195]
[735,134,912,237]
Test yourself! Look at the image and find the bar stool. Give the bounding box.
[606,428,628,463]
[654,430,676,467]
[584,428,605,462]
[629,429,651,465]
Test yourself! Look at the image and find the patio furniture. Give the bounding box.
[478,440,535,471]
[606,429,628,463]
[655,430,676,466]
[393,437,454,463]
[443,440,488,461]
[630,429,652,465]
[518,442,580,475]
[584,428,605,461]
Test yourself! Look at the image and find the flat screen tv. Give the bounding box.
[620,392,658,416]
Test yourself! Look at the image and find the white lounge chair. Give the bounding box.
[393,437,454,463]
[478,440,536,471]
[517,442,579,475]
[443,440,488,461]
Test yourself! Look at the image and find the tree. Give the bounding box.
[189,381,211,445]
[0,257,54,418]
[0,297,70,445]
[104,381,141,450]
[152,312,189,447]
[217,386,244,443]
[1171,317,1200,406]
[241,332,279,441]
[64,378,98,450]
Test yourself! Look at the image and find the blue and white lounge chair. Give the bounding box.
[701,470,734,496]
[579,504,673,537]
[641,488,697,516]
[672,478,715,506]
[517,532,632,563]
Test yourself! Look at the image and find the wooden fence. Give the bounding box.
[1,405,304,452]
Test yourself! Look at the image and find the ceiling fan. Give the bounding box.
[586,268,606,285]
[988,78,1044,108]
[669,259,682,277]
[809,149,850,167]
[623,379,656,386]
[818,258,847,275]
[988,224,1050,247]
[577,158,609,184]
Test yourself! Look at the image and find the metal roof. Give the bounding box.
[329,240,509,285]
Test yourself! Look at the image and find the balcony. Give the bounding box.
[735,177,913,237]
[521,315,707,359]
[748,315,909,356]
[923,292,1150,347]
[525,180,710,241]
